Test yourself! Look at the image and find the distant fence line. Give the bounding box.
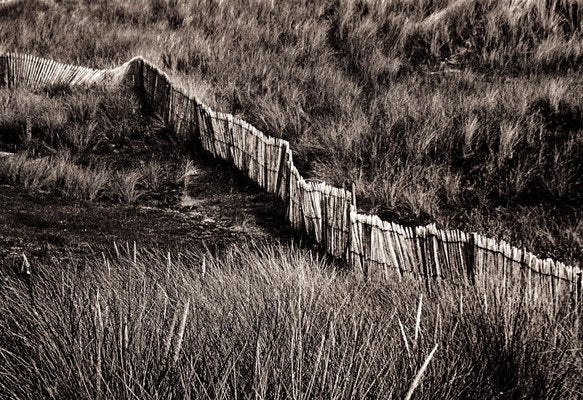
[1,53,581,304]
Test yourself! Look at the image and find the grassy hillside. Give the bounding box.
[0,243,581,399]
[1,3,582,398]
[2,0,582,263]
[0,86,183,203]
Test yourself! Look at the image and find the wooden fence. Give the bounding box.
[1,52,581,306]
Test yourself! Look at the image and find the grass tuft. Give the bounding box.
[110,170,143,204]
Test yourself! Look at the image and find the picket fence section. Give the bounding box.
[1,53,581,304]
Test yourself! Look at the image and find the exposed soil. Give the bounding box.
[0,87,317,272]
[0,149,304,269]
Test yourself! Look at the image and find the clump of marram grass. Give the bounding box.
[110,169,143,203]
[141,160,164,191]
[0,151,109,201]
[176,158,199,184]
[0,242,580,399]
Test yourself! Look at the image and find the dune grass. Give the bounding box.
[0,150,156,203]
[0,86,176,203]
[2,0,581,262]
[0,242,580,399]
[0,151,110,201]
[0,86,148,154]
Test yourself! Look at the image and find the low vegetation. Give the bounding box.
[0,86,147,154]
[0,151,109,201]
[0,86,181,204]
[0,243,580,399]
[2,0,581,262]
[0,3,581,398]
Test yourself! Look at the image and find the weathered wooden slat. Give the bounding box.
[0,55,7,87]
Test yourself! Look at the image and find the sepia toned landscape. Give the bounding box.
[0,1,582,399]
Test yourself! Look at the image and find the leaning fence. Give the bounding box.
[1,53,581,306]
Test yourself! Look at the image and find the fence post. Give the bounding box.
[0,55,7,87]
[416,228,430,292]
[6,53,13,88]
[0,55,4,87]
[347,183,358,268]
[357,212,364,276]
[344,183,349,262]
[467,233,476,285]
[133,58,145,96]
[274,142,288,200]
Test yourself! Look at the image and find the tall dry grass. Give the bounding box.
[0,86,182,204]
[0,151,109,201]
[0,242,580,399]
[0,149,174,204]
[0,86,147,154]
[3,0,581,262]
[110,169,143,203]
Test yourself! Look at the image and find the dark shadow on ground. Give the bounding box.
[0,147,330,270]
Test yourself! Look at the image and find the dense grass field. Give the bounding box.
[0,86,184,202]
[2,0,583,263]
[1,1,583,398]
[0,243,581,399]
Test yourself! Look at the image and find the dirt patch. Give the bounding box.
[0,86,312,270]
[0,150,305,269]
